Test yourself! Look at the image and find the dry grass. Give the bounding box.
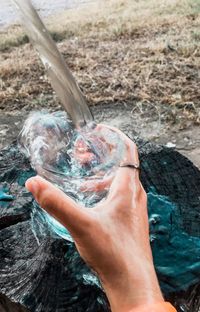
[0,0,200,128]
[0,0,199,50]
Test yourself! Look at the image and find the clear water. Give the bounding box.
[12,0,93,126]
[19,111,125,240]
[13,0,120,240]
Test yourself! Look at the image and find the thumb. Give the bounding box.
[26,176,92,236]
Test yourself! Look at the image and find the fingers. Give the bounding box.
[26,176,92,236]
[107,142,141,203]
[96,123,139,166]
[95,124,141,203]
[96,124,134,147]
[80,174,114,192]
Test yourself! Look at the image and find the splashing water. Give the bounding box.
[12,0,126,240]
[19,111,125,240]
[12,0,93,126]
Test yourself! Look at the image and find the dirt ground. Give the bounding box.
[0,0,200,168]
[0,103,200,169]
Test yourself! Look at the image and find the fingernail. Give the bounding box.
[26,178,39,197]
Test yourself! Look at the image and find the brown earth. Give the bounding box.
[1,103,200,169]
[0,0,199,167]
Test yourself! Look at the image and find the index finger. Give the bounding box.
[95,124,135,148]
[94,124,140,199]
[97,123,139,166]
[108,142,140,198]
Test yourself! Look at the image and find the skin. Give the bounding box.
[26,125,164,312]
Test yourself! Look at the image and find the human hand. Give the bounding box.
[26,125,164,312]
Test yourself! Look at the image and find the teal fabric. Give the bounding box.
[148,190,200,294]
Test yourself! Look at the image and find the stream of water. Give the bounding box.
[11,0,125,239]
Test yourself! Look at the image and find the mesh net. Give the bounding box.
[0,140,199,312]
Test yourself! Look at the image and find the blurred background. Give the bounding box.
[0,0,199,167]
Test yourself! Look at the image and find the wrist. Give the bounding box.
[128,302,177,312]
[101,260,164,312]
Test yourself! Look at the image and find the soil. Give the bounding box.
[0,1,199,169]
[0,103,199,169]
